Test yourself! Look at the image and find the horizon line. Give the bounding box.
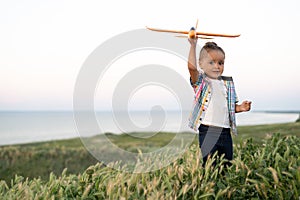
[0,109,300,113]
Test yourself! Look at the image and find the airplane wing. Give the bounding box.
[146,26,240,38]
[146,26,189,34]
[196,31,240,38]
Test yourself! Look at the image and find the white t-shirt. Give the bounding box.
[202,78,230,128]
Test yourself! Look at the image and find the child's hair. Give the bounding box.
[199,42,225,61]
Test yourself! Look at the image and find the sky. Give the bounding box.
[0,0,300,111]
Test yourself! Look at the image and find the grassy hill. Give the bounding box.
[0,122,299,199]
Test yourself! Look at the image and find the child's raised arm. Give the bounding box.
[188,38,199,85]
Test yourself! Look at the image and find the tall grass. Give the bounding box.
[0,133,299,199]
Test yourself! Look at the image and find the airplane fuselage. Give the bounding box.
[188,27,196,38]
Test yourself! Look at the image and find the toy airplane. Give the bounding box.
[146,20,240,39]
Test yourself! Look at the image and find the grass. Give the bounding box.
[0,131,299,199]
[0,138,97,183]
[236,122,300,143]
[0,122,299,197]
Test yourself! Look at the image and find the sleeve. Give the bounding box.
[232,81,239,103]
[190,72,203,93]
[235,92,239,103]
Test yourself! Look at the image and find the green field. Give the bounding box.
[0,122,299,199]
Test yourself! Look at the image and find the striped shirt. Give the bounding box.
[188,72,239,135]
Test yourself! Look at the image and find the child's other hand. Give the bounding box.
[240,101,252,112]
[188,37,198,46]
[236,101,252,113]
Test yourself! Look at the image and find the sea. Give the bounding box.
[0,111,298,146]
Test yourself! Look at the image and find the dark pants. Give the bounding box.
[198,124,233,168]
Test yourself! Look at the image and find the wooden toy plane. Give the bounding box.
[146,20,240,39]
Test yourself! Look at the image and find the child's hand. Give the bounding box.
[235,101,252,113]
[188,37,198,46]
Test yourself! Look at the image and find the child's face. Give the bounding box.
[199,50,225,79]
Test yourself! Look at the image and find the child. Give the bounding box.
[187,38,251,167]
